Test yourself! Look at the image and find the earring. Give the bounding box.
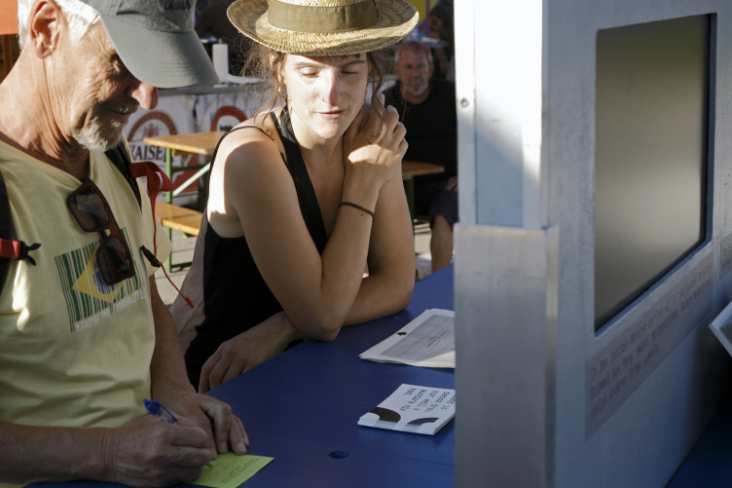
[277,84,287,98]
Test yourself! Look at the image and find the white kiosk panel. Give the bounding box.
[455,1,732,487]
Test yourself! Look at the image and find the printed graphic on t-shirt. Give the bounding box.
[53,228,148,333]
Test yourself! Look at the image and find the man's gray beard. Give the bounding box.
[404,82,429,97]
[74,117,123,152]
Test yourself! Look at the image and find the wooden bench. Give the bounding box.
[414,214,429,224]
[155,201,203,271]
[155,201,203,236]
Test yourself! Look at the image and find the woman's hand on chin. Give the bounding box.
[342,93,408,195]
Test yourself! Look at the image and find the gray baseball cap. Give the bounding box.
[81,0,220,88]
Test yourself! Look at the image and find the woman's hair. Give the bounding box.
[245,43,387,121]
[17,0,100,50]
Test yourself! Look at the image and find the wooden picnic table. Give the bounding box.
[401,160,446,180]
[144,131,223,157]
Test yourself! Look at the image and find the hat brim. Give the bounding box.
[228,0,419,56]
[99,15,220,89]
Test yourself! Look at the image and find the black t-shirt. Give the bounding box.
[195,0,253,75]
[384,79,458,182]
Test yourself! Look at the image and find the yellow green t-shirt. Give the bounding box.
[0,140,171,439]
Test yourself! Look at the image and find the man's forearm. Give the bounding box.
[148,276,195,397]
[0,422,109,484]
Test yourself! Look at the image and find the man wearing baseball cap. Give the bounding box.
[0,1,245,485]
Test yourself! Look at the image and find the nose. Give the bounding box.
[127,78,159,110]
[322,70,340,107]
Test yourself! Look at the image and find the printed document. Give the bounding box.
[360,309,455,368]
[358,383,456,435]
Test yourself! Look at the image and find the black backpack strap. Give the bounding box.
[0,171,12,290]
[105,142,142,210]
[0,170,41,295]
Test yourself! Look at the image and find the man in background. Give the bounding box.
[195,0,254,76]
[0,0,246,485]
[385,41,458,273]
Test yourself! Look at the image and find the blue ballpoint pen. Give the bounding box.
[143,398,214,468]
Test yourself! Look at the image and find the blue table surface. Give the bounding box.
[30,266,455,488]
[667,392,732,488]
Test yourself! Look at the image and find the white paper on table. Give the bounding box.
[709,299,732,358]
[358,383,456,435]
[359,309,455,368]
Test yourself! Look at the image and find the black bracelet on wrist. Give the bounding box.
[339,201,375,220]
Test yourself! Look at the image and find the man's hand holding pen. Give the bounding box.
[103,414,212,486]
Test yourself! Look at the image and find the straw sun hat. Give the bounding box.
[227,0,419,56]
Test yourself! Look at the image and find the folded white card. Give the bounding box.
[709,299,732,357]
[359,309,455,368]
[358,384,456,436]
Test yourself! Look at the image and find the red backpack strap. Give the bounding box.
[128,161,173,198]
[128,161,194,309]
[127,161,172,259]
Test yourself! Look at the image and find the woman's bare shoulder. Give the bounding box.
[214,110,287,175]
[218,110,282,150]
[211,108,291,196]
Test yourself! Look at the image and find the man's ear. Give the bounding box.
[428,60,435,78]
[29,0,64,59]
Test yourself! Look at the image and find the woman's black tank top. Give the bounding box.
[170,109,328,388]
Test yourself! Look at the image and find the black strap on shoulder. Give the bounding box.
[105,142,142,210]
[0,170,42,294]
[0,172,13,290]
[206,125,265,184]
[272,109,328,254]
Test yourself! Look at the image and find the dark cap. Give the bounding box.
[80,0,220,88]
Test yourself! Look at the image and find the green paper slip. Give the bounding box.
[188,453,274,488]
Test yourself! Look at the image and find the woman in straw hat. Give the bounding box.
[171,0,420,391]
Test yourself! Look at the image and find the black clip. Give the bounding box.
[19,242,41,266]
[140,245,161,268]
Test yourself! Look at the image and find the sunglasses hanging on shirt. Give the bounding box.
[66,163,194,309]
[66,178,135,285]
